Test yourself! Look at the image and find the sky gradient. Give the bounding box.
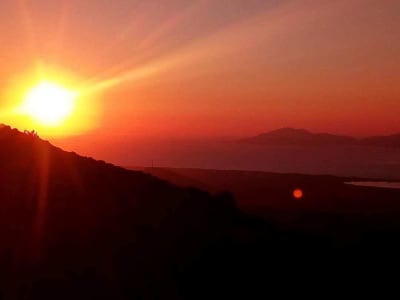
[1,0,399,140]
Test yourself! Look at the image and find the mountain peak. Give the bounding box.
[240,128,400,147]
[240,128,356,146]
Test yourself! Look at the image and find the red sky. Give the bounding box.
[0,0,400,142]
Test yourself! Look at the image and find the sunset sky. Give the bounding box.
[0,0,399,142]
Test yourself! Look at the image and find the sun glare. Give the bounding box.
[21,82,77,126]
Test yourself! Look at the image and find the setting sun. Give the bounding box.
[21,82,77,126]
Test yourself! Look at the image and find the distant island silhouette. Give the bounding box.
[240,127,400,147]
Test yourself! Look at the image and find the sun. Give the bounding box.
[21,81,77,126]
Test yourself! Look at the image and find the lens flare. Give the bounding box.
[293,189,304,200]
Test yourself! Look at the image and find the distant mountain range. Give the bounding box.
[239,128,400,147]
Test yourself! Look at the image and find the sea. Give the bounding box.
[55,139,400,181]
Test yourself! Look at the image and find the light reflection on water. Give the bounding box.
[346,182,400,189]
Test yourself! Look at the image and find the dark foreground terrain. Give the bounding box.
[1,125,400,299]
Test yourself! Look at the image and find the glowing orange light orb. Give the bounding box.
[293,189,304,199]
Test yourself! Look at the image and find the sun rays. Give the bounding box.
[8,0,326,137]
[80,1,304,95]
[5,0,398,141]
[11,0,292,98]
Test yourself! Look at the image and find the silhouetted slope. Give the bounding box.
[361,133,400,147]
[2,125,400,298]
[0,125,238,299]
[138,167,216,192]
[142,168,400,215]
[240,128,356,145]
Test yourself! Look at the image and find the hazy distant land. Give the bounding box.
[240,128,400,147]
[53,128,400,180]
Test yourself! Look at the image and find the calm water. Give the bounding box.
[55,139,400,180]
[346,182,400,189]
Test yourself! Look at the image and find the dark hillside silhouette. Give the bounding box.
[141,167,400,214]
[1,125,400,298]
[0,125,238,299]
[361,133,400,147]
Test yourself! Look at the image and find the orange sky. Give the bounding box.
[0,0,400,142]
